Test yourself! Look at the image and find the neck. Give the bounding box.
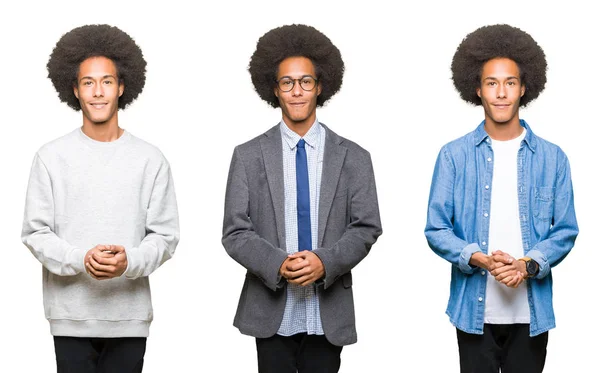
[81,122,123,142]
[484,117,523,141]
[282,115,316,137]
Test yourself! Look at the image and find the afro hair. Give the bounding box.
[47,24,146,111]
[451,24,547,107]
[248,24,344,108]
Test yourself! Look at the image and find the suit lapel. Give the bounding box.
[318,125,347,247]
[260,124,286,248]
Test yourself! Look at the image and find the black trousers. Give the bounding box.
[256,333,343,373]
[54,336,147,373]
[457,324,548,373]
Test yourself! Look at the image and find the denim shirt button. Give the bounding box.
[481,271,486,276]
[484,213,489,217]
[485,185,490,190]
[487,157,492,162]
[482,241,487,246]
[478,297,483,302]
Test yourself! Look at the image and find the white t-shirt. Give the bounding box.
[484,129,530,324]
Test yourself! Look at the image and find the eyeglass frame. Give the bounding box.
[275,75,319,92]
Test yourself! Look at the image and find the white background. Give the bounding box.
[0,0,597,371]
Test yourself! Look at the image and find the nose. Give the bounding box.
[93,82,104,97]
[291,80,303,97]
[497,84,507,99]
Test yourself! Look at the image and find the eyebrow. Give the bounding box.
[483,76,520,81]
[79,75,117,81]
[278,74,316,79]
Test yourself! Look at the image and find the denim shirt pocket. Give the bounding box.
[534,186,555,221]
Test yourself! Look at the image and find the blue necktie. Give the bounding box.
[296,139,312,251]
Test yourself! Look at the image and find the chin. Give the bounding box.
[289,116,309,123]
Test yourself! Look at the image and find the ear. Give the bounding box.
[274,86,279,98]
[119,81,124,97]
[73,84,79,99]
[476,87,481,98]
[317,81,322,96]
[520,84,525,97]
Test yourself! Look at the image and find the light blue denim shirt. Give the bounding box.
[425,120,578,336]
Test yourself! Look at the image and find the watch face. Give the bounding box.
[526,260,537,276]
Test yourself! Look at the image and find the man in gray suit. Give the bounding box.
[222,24,382,373]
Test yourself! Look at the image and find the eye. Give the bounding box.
[103,80,113,85]
[487,82,496,86]
[83,81,93,86]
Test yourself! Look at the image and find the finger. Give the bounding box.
[86,261,114,277]
[511,272,524,287]
[499,271,518,284]
[299,277,317,287]
[492,254,513,265]
[292,251,312,259]
[89,259,115,273]
[88,270,111,280]
[90,254,116,269]
[490,265,513,277]
[288,259,310,271]
[495,270,515,282]
[516,272,525,287]
[499,275,512,284]
[92,253,118,266]
[286,267,311,279]
[96,251,115,258]
[114,253,128,269]
[111,245,126,254]
[88,270,112,280]
[288,273,314,286]
[506,274,520,287]
[284,257,303,268]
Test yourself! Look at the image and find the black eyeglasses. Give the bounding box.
[276,75,318,92]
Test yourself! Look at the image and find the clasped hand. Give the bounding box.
[279,251,325,287]
[85,244,128,280]
[487,250,526,288]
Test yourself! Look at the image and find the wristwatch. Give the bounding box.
[518,257,539,278]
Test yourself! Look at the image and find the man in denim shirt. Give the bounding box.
[425,24,578,373]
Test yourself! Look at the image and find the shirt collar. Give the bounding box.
[280,119,321,150]
[474,119,537,152]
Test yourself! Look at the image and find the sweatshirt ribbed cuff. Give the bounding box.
[68,248,86,274]
[124,247,140,279]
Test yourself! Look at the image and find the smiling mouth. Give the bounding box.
[90,103,107,109]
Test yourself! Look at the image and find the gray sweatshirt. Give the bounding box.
[21,128,180,337]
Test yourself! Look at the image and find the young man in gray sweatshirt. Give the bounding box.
[21,24,179,372]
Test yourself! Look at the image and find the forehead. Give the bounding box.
[277,56,316,78]
[78,56,118,79]
[481,57,520,79]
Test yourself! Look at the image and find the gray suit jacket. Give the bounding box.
[222,123,382,346]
